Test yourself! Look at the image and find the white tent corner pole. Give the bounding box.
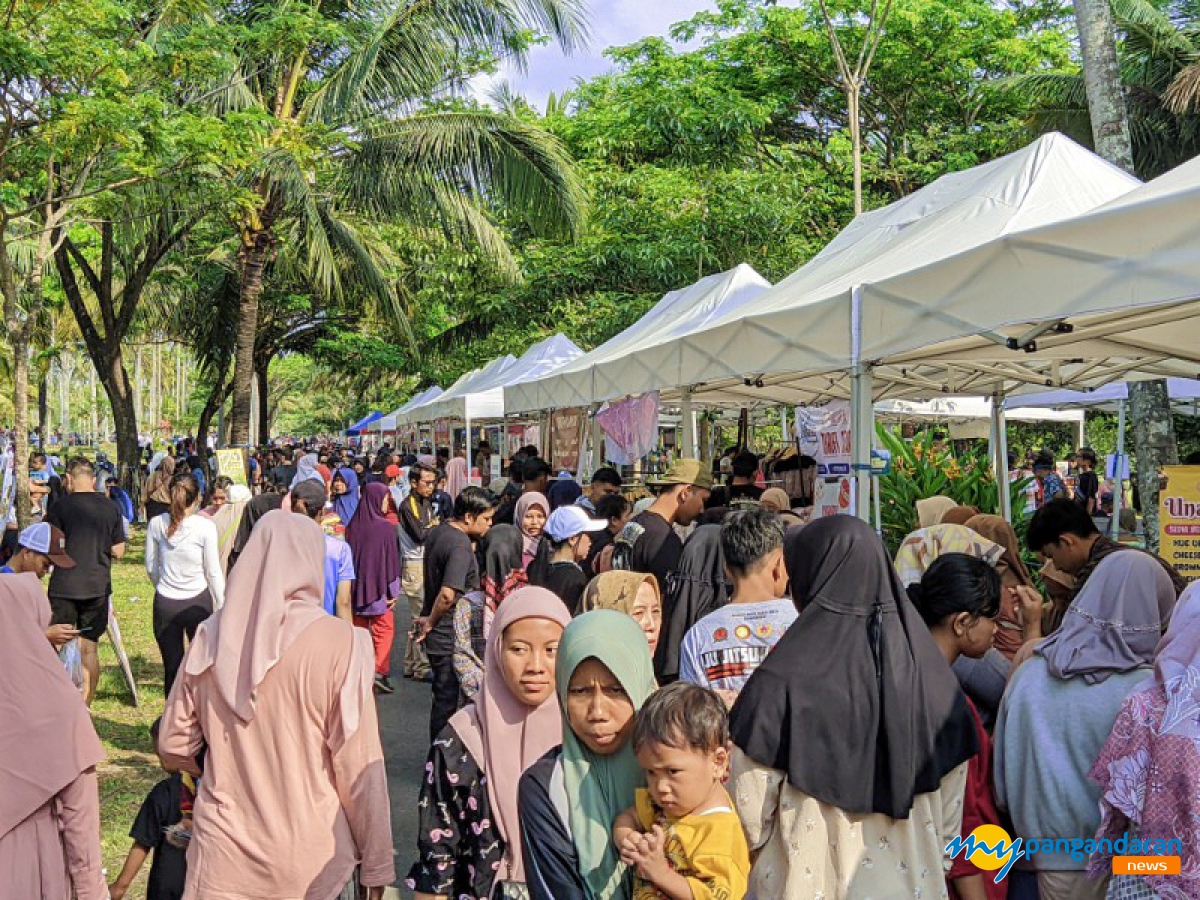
[998,401,1012,523]
[1111,399,1126,541]
[991,393,1012,523]
[680,388,696,457]
[465,415,472,470]
[850,285,872,522]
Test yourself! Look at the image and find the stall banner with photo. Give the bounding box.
[813,475,855,519]
[794,400,852,476]
[550,407,586,474]
[1159,466,1200,582]
[215,448,248,486]
[434,420,451,450]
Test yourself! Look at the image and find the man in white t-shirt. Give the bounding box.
[679,506,796,700]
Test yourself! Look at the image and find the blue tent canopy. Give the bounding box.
[346,411,383,435]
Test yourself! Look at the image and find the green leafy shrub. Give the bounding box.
[875,424,1032,555]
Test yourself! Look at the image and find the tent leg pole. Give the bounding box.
[465,416,472,472]
[850,285,872,522]
[591,411,604,473]
[851,365,874,522]
[1111,400,1126,541]
[680,388,695,457]
[991,392,1012,522]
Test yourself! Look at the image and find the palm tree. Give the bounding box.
[210,0,590,445]
[1006,0,1200,179]
[1011,0,1199,549]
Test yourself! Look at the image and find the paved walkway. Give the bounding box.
[377,601,432,899]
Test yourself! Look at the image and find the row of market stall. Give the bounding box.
[362,131,1200,525]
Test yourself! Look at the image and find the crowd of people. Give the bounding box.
[3,436,1200,900]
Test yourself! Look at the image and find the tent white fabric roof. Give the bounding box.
[1007,378,1200,411]
[378,385,443,432]
[397,356,517,426]
[417,334,584,422]
[504,264,771,413]
[862,152,1200,399]
[875,395,1083,424]
[584,133,1142,409]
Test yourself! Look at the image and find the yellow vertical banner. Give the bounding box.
[215,448,249,487]
[1159,466,1200,582]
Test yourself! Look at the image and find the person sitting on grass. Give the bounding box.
[108,718,202,900]
[613,682,750,900]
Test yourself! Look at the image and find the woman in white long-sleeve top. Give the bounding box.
[146,473,225,694]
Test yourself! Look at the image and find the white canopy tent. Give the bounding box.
[507,134,1145,518]
[1006,378,1200,413]
[875,395,1084,428]
[617,133,1143,411]
[504,264,772,414]
[418,334,584,423]
[377,385,443,435]
[847,148,1200,519]
[396,355,517,427]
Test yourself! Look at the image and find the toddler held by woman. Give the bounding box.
[613,682,749,900]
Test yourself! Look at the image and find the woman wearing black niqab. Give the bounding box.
[728,515,977,898]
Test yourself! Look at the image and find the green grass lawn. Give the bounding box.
[93,527,165,895]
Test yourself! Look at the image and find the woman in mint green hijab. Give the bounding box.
[519,610,657,900]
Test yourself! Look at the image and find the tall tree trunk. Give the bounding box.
[230,230,271,446]
[11,337,32,528]
[36,370,48,448]
[1074,0,1135,173]
[196,375,232,460]
[848,86,863,215]
[255,355,270,446]
[1073,0,1176,549]
[102,352,143,499]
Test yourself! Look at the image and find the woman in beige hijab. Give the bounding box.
[160,510,394,899]
[207,483,252,573]
[581,570,663,656]
[0,573,107,900]
[916,494,957,528]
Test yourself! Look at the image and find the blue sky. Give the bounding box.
[478,0,719,109]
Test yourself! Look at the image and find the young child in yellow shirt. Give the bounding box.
[613,682,750,900]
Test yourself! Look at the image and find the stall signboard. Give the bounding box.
[215,448,248,486]
[813,476,855,519]
[795,400,852,476]
[1159,466,1200,582]
[434,420,451,450]
[550,408,586,474]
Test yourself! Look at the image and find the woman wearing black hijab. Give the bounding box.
[654,524,730,683]
[728,515,977,898]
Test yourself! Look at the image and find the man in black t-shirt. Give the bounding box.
[415,485,497,740]
[612,458,711,596]
[1074,447,1100,516]
[727,450,764,503]
[47,457,126,705]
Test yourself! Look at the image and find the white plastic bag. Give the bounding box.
[58,638,84,692]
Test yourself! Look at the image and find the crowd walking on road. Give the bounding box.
[4,437,1200,900]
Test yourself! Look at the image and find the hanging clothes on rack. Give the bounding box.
[596,392,660,465]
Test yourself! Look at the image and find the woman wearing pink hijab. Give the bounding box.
[0,573,107,900]
[445,454,469,501]
[515,490,549,573]
[407,586,571,900]
[159,510,395,900]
